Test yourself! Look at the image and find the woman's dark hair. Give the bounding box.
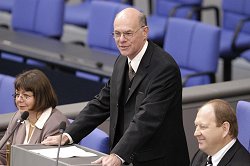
[14,69,58,112]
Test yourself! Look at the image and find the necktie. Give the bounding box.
[128,62,135,81]
[206,156,213,166]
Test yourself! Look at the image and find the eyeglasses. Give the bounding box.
[12,93,33,101]
[112,26,146,40]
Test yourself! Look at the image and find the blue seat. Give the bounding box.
[64,0,132,28]
[220,0,250,81]
[87,1,130,55]
[12,0,64,38]
[68,119,109,154]
[164,18,220,87]
[75,1,130,81]
[79,128,109,154]
[147,0,202,45]
[0,74,16,114]
[64,0,92,27]
[236,101,250,152]
[189,0,250,81]
[241,49,250,62]
[1,0,65,66]
[0,0,14,13]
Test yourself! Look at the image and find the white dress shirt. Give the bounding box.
[211,139,236,166]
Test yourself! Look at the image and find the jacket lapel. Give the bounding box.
[115,56,127,100]
[217,140,240,166]
[125,41,153,104]
[14,123,26,144]
[28,128,42,144]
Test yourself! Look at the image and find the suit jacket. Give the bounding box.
[0,108,69,165]
[190,140,250,166]
[66,40,190,165]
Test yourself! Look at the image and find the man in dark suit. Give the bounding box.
[43,7,189,166]
[191,99,250,166]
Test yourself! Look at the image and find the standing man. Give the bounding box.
[43,7,190,166]
[191,99,250,166]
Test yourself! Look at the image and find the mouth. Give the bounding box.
[18,106,28,110]
[196,138,205,144]
[119,45,129,50]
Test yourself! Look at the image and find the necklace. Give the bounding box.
[30,123,35,128]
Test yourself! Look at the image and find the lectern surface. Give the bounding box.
[11,144,106,166]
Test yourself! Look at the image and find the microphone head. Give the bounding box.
[21,111,29,121]
[59,121,66,133]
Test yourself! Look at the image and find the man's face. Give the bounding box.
[194,104,225,155]
[113,11,148,60]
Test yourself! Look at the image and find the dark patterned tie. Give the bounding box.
[128,62,135,81]
[206,156,213,166]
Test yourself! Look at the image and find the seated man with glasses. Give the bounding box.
[42,7,189,166]
[191,99,250,166]
[0,69,69,165]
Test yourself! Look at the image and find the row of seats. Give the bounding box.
[0,0,217,87]
[66,0,250,83]
[187,0,250,82]
[1,0,250,85]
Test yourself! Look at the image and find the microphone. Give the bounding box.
[55,121,66,166]
[0,111,29,149]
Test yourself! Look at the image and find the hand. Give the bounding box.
[41,134,69,145]
[91,153,122,166]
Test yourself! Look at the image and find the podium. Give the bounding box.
[11,144,106,166]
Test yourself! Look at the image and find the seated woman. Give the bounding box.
[0,69,70,165]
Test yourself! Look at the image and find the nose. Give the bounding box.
[194,127,201,137]
[119,33,128,42]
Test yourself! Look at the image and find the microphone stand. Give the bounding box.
[55,121,66,166]
[55,133,63,166]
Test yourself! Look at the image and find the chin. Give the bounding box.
[120,51,129,57]
[19,108,28,112]
[198,144,207,152]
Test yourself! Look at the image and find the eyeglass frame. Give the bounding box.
[112,26,146,40]
[12,93,34,101]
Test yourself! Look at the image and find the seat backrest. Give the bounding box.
[87,1,130,55]
[0,74,16,114]
[164,18,220,73]
[11,0,64,38]
[153,0,202,18]
[222,0,250,33]
[236,101,250,152]
[0,0,14,12]
[79,128,109,154]
[68,119,109,154]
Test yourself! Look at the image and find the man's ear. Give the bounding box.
[222,121,230,138]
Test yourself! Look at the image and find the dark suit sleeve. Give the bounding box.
[65,82,111,143]
[111,62,181,162]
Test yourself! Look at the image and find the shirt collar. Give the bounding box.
[25,107,52,130]
[128,41,148,73]
[211,139,236,166]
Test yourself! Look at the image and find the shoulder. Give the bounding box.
[46,108,69,126]
[7,111,21,128]
[190,150,207,166]
[231,141,250,163]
